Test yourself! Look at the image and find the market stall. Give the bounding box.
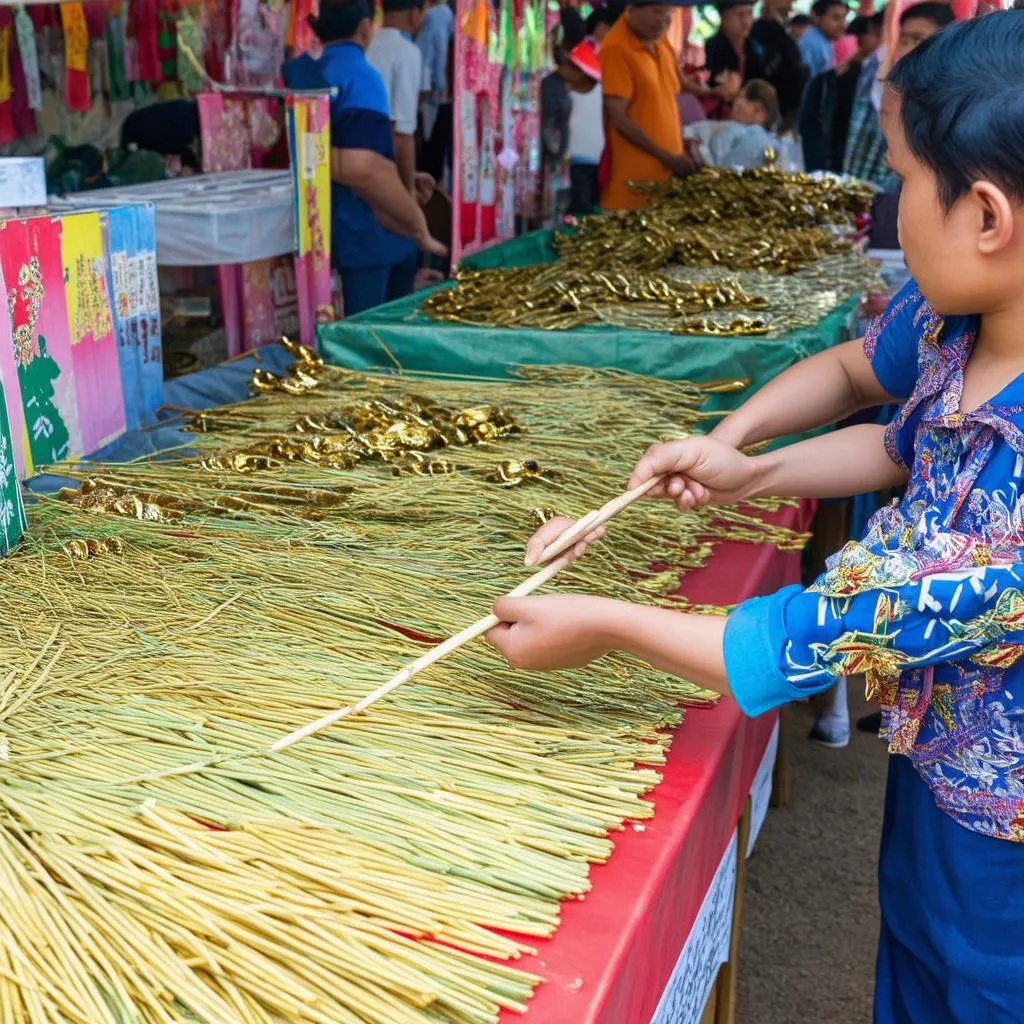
[13,342,804,1024]
[320,168,874,431]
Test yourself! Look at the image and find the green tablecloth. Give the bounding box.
[317,230,860,421]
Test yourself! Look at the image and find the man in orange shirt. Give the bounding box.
[599,2,694,211]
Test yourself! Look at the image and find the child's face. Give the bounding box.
[882,87,1018,317]
[731,95,765,126]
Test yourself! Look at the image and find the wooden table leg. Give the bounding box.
[715,798,752,1024]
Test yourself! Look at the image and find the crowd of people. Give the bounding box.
[543,0,965,246]
[283,0,453,317]
[499,13,1024,1023]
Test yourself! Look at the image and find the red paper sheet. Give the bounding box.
[499,501,815,1024]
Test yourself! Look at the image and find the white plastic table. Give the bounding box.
[49,170,295,267]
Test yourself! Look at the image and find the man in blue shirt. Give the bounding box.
[283,0,445,316]
[799,0,848,76]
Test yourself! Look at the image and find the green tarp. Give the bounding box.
[317,230,859,422]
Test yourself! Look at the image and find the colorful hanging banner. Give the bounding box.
[0,217,82,467]
[287,94,333,343]
[105,204,164,431]
[61,3,92,112]
[60,211,127,454]
[0,365,25,554]
[453,0,545,263]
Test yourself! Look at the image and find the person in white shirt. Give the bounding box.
[560,39,605,215]
[367,0,428,195]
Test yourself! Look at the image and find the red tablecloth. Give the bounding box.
[499,501,815,1024]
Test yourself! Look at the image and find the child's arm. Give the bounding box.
[523,424,905,566]
[626,422,905,513]
[490,552,1024,718]
[711,338,895,449]
[488,595,730,691]
[713,278,926,451]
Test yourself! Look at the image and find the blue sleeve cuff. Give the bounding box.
[724,586,835,717]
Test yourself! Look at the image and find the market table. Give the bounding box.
[497,501,811,1024]
[318,229,859,426]
[48,170,294,266]
[28,345,808,1024]
[50,171,298,357]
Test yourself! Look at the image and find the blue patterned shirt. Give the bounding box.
[725,280,1024,842]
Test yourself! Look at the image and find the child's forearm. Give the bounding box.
[600,602,731,692]
[747,423,907,500]
[712,339,890,448]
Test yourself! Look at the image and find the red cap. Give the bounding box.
[567,38,602,81]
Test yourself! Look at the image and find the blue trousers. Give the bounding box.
[875,755,1024,1023]
[340,251,417,317]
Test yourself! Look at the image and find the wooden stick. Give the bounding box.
[270,475,666,751]
[532,474,665,566]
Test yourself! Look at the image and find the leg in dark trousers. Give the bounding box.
[568,163,599,216]
[386,251,419,303]
[340,265,390,317]
[420,103,453,182]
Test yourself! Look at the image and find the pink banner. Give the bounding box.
[0,261,29,478]
[0,217,82,466]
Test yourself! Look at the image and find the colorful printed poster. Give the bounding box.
[0,261,29,478]
[106,204,164,431]
[0,217,82,467]
[60,211,126,454]
[0,368,25,554]
[287,94,333,345]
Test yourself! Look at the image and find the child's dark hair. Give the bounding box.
[811,0,847,17]
[887,10,1024,210]
[899,1,954,28]
[308,0,372,41]
[848,14,877,38]
[585,3,622,35]
[743,79,781,131]
[789,12,811,27]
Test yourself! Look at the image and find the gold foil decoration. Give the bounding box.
[62,537,127,560]
[423,167,877,337]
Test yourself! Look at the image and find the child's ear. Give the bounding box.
[973,181,1015,256]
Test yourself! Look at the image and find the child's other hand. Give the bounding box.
[486,594,616,670]
[628,436,760,511]
[524,516,606,568]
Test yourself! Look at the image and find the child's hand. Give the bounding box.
[524,516,607,568]
[486,594,617,670]
[628,436,761,511]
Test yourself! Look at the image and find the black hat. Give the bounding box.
[715,0,755,9]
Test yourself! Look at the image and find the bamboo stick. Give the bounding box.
[272,474,667,750]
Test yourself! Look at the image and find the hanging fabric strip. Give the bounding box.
[14,6,41,112]
[128,0,161,83]
[0,12,17,145]
[61,3,92,111]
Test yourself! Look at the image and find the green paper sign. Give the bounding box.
[0,373,26,555]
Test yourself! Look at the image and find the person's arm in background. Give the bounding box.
[330,148,446,255]
[602,47,694,176]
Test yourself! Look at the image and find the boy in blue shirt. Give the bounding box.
[283,0,445,315]
[489,14,1024,1021]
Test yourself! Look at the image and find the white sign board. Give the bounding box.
[650,827,739,1024]
[0,158,46,209]
[747,718,779,858]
